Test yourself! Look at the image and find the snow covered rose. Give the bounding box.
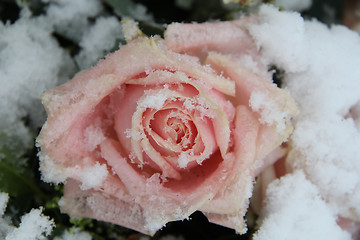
[37,18,297,235]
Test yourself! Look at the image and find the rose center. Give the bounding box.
[150,109,197,151]
[167,117,187,145]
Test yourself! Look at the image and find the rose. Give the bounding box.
[37,18,297,235]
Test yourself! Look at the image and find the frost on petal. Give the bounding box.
[83,123,106,151]
[60,179,148,234]
[78,162,109,190]
[137,91,169,110]
[165,18,258,60]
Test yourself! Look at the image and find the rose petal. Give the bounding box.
[204,52,298,164]
[165,18,258,60]
[60,179,148,234]
[100,139,147,192]
[126,53,235,97]
[201,106,260,234]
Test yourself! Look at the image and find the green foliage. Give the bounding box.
[104,0,139,19]
[0,132,50,225]
[103,0,165,36]
[0,133,39,198]
[302,0,344,25]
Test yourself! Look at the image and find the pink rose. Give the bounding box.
[37,18,297,235]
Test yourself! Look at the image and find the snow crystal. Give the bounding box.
[274,0,312,11]
[44,0,103,42]
[254,171,351,240]
[138,91,169,110]
[53,228,92,240]
[249,3,360,223]
[125,128,145,141]
[183,96,216,119]
[5,208,54,240]
[178,152,192,168]
[78,162,109,190]
[75,16,123,69]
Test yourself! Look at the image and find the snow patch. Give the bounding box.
[249,4,360,221]
[78,162,109,190]
[84,124,106,151]
[249,90,294,132]
[254,171,351,240]
[5,207,54,240]
[76,16,123,69]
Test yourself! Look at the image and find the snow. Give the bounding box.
[138,89,170,110]
[183,96,216,119]
[6,208,54,240]
[0,193,54,240]
[0,9,74,150]
[38,152,68,184]
[249,3,360,233]
[78,162,109,190]
[253,171,351,240]
[178,152,192,168]
[39,151,109,189]
[0,193,8,216]
[0,193,13,239]
[84,123,106,151]
[249,6,309,73]
[122,18,143,42]
[44,0,104,42]
[75,16,123,70]
[249,90,294,132]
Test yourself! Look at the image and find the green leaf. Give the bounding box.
[104,0,138,19]
[0,132,45,199]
